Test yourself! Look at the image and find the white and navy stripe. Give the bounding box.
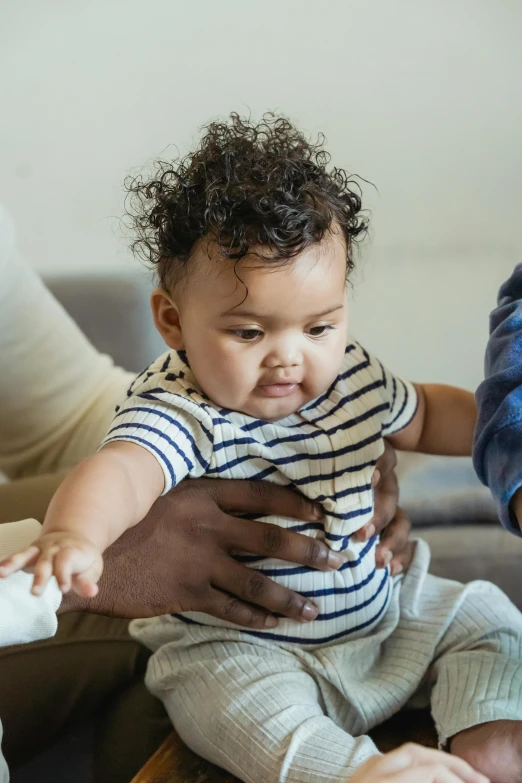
[102,341,417,644]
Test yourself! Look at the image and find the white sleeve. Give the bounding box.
[0,520,61,647]
[0,204,132,478]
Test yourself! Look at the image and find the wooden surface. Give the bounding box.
[130,731,240,783]
[131,711,438,783]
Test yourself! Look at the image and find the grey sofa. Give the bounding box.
[12,271,522,783]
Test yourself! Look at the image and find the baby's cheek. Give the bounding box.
[222,361,256,402]
[310,354,342,395]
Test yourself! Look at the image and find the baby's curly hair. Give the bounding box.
[125,112,368,289]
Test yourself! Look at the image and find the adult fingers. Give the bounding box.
[191,478,323,522]
[356,467,399,543]
[223,514,343,571]
[386,767,472,783]
[379,744,488,783]
[201,586,279,630]
[388,540,416,576]
[372,440,398,486]
[214,557,318,623]
[374,508,412,570]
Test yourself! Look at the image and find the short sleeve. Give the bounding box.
[355,344,418,437]
[100,391,214,494]
[381,369,418,436]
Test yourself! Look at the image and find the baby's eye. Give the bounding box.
[233,329,263,341]
[308,324,334,337]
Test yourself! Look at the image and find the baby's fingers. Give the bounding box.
[31,547,59,596]
[71,559,103,599]
[54,548,79,593]
[0,546,41,578]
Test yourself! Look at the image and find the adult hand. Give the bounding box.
[354,441,415,576]
[60,478,342,627]
[351,745,488,783]
[60,446,414,624]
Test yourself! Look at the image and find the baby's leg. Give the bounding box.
[145,635,379,783]
[429,580,522,783]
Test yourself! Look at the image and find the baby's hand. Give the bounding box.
[0,532,104,597]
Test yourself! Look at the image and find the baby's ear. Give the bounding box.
[150,288,185,350]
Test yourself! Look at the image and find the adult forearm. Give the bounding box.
[0,207,132,480]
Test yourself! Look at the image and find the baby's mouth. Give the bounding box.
[255,382,300,398]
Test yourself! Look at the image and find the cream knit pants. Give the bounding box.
[132,539,522,783]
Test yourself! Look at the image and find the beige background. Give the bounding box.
[1,0,521,388]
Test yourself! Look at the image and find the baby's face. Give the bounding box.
[163,231,349,421]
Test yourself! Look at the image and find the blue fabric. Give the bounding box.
[474,263,522,535]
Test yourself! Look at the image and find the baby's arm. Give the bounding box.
[388,384,477,456]
[0,442,164,597]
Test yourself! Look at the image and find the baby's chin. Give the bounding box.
[233,388,315,422]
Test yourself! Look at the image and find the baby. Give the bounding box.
[2,114,522,782]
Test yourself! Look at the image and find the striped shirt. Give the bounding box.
[103,341,417,646]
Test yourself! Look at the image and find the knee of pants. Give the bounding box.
[437,581,522,659]
[146,648,319,765]
[160,683,334,783]
[144,646,377,783]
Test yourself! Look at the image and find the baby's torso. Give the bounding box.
[106,343,416,647]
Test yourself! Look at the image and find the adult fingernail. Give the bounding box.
[312,503,324,519]
[365,524,376,540]
[326,551,344,569]
[264,615,278,628]
[391,562,403,576]
[381,549,392,566]
[300,602,319,621]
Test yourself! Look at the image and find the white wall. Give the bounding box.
[1,0,521,388]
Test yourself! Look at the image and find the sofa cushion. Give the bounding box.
[45,272,165,373]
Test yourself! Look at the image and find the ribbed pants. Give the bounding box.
[132,539,522,783]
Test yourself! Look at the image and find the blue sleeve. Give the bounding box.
[473,263,522,535]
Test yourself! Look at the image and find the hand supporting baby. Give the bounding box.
[352,745,488,783]
[0,443,411,603]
